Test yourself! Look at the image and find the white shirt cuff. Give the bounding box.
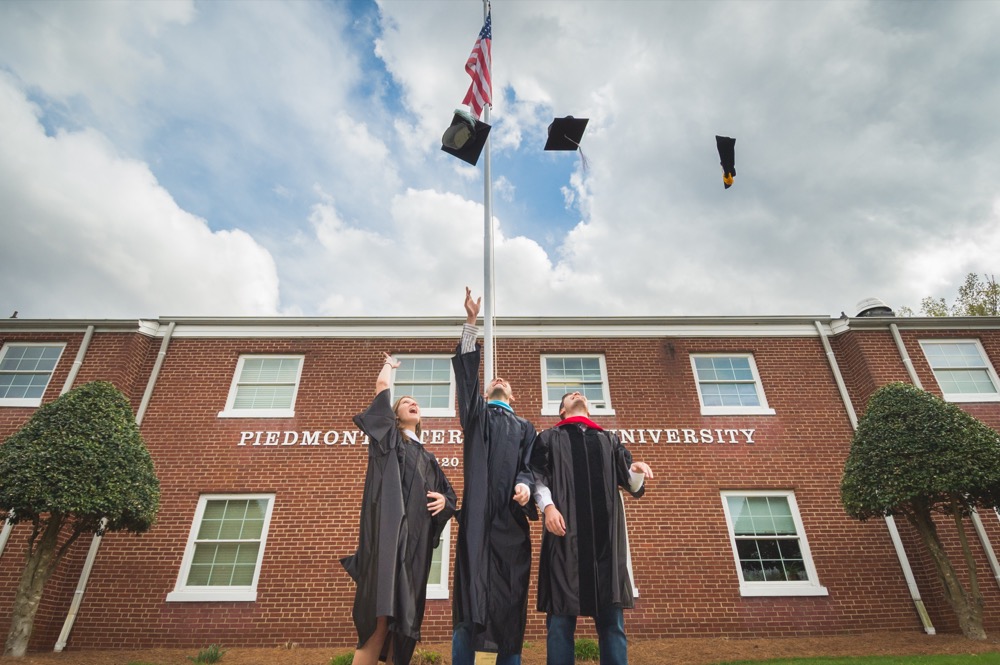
[534,484,553,513]
[460,323,478,353]
[628,470,645,493]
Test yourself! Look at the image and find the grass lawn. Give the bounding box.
[716,655,1000,665]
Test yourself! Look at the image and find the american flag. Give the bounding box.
[462,8,492,119]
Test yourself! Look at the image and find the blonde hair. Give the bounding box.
[392,395,422,439]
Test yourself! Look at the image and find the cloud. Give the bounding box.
[0,73,279,318]
[1,0,999,321]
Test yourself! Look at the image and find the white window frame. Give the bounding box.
[690,353,776,416]
[0,343,65,407]
[391,355,456,418]
[720,490,827,597]
[218,355,304,418]
[167,493,276,603]
[919,339,1000,403]
[540,354,615,417]
[425,521,452,600]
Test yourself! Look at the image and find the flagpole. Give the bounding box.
[481,0,495,386]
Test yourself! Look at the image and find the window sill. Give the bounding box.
[166,588,258,602]
[425,586,449,600]
[415,408,456,418]
[0,398,43,408]
[217,409,296,419]
[541,407,616,417]
[700,406,776,416]
[738,582,828,597]
[941,394,1000,404]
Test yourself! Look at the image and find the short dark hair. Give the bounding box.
[559,392,575,416]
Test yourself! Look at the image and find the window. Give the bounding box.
[218,355,304,418]
[920,340,1000,402]
[167,494,275,602]
[425,521,452,600]
[392,355,455,418]
[541,354,614,416]
[691,354,775,416]
[720,491,827,597]
[0,343,64,407]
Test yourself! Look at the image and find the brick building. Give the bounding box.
[2,307,1000,652]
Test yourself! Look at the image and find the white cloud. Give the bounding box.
[1,1,999,320]
[0,73,279,318]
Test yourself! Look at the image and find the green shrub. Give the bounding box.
[188,644,226,663]
[575,638,600,661]
[329,653,354,665]
[412,649,442,665]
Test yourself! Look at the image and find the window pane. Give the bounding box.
[0,345,61,400]
[240,357,300,383]
[427,535,443,585]
[696,355,764,409]
[231,564,256,586]
[187,500,266,589]
[728,494,810,585]
[198,519,223,540]
[938,369,997,395]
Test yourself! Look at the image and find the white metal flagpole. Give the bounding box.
[481,0,495,386]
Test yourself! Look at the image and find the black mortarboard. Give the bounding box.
[441,109,491,166]
[716,135,736,189]
[545,116,589,151]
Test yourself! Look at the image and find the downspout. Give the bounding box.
[0,326,96,561]
[815,320,935,634]
[60,325,95,394]
[55,320,176,652]
[889,323,1000,590]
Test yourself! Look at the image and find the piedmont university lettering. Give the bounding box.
[237,426,757,448]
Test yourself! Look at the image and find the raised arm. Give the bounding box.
[453,288,485,432]
[376,352,399,394]
[465,286,481,326]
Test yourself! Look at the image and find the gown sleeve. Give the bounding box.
[611,431,644,499]
[352,388,396,456]
[429,457,458,544]
[452,343,486,446]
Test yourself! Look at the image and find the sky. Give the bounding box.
[1,0,998,321]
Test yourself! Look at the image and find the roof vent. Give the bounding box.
[855,297,895,318]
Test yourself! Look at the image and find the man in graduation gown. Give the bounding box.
[452,288,538,665]
[529,391,653,665]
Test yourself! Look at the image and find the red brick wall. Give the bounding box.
[2,321,1000,652]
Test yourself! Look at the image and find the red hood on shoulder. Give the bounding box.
[554,415,603,431]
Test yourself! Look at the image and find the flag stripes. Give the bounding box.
[463,8,492,118]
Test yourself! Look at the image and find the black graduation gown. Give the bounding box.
[341,389,457,665]
[451,344,538,655]
[529,422,643,617]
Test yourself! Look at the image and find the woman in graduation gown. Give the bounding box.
[342,353,457,665]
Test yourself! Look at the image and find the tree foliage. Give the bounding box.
[1,381,160,656]
[0,381,160,534]
[905,273,1000,317]
[842,382,1000,640]
[842,382,1000,520]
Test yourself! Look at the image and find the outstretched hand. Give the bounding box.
[382,352,401,369]
[631,461,653,479]
[464,286,481,325]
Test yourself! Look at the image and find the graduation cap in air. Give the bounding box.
[545,116,589,151]
[441,109,492,166]
[716,135,736,189]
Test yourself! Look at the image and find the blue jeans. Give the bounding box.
[546,606,627,665]
[452,623,522,665]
